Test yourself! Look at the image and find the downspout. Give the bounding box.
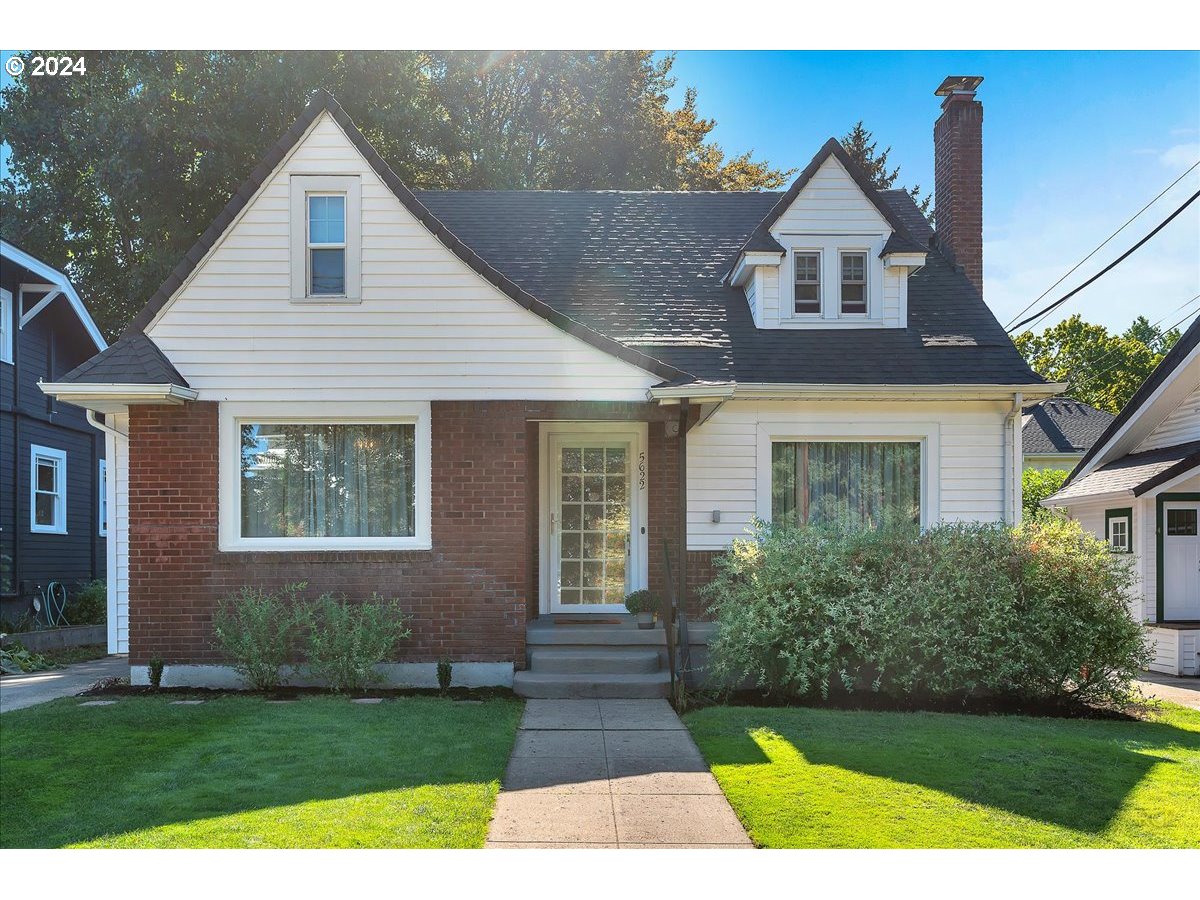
[1005,392,1024,524]
[677,400,689,621]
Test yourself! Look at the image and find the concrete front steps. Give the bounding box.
[513,619,672,699]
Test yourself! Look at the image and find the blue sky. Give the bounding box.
[663,51,1200,335]
[4,50,1198,336]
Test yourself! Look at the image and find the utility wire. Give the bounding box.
[1004,160,1200,330]
[1008,188,1200,334]
[1065,301,1200,394]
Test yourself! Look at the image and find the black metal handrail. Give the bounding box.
[661,539,690,695]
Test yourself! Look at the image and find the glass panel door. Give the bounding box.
[555,441,630,609]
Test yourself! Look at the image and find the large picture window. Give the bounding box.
[240,423,415,539]
[771,440,921,530]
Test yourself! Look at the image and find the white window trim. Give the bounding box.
[1107,513,1131,553]
[218,401,432,551]
[839,249,869,318]
[0,287,13,364]
[98,458,108,537]
[755,421,941,529]
[30,444,68,534]
[780,233,887,327]
[289,175,361,303]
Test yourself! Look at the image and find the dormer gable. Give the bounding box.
[727,139,926,330]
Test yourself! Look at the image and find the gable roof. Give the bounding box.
[54,91,1044,392]
[1,239,107,352]
[1048,440,1200,502]
[1060,314,1200,489]
[727,139,927,269]
[1022,398,1115,455]
[117,90,683,385]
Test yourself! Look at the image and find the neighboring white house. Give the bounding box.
[1022,398,1114,471]
[1045,315,1200,676]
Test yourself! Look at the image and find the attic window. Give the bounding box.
[307,194,346,296]
[840,252,867,315]
[793,252,821,315]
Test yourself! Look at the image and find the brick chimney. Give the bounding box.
[934,75,984,295]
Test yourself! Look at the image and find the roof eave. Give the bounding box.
[39,381,198,413]
[651,381,1066,403]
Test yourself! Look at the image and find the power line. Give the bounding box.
[1065,300,1199,393]
[1007,188,1200,334]
[1004,159,1200,330]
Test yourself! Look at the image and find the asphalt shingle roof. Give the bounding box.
[1050,440,1200,501]
[54,91,1043,389]
[1022,399,1115,455]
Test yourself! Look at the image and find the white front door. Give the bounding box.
[1163,501,1200,620]
[544,427,646,613]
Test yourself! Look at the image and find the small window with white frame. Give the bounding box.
[31,444,67,534]
[98,458,108,537]
[289,175,361,302]
[793,251,821,315]
[840,251,868,315]
[1105,509,1131,553]
[1,287,13,364]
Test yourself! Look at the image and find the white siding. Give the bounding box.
[146,112,657,402]
[1139,384,1200,451]
[686,399,1011,551]
[772,156,892,234]
[106,411,129,654]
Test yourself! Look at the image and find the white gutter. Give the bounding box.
[651,382,1067,403]
[39,382,198,405]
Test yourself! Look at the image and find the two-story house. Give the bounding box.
[1,240,108,626]
[42,76,1059,694]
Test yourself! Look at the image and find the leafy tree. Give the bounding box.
[1,51,789,338]
[1022,468,1069,521]
[840,121,931,218]
[1013,314,1183,414]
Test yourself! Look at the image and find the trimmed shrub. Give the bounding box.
[703,519,1147,708]
[211,584,307,692]
[437,657,453,694]
[71,580,108,626]
[148,656,165,690]
[303,594,411,693]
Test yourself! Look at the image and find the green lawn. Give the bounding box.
[1,694,522,848]
[685,702,1200,848]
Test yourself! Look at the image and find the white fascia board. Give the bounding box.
[650,381,1067,403]
[1,240,107,351]
[728,251,784,287]
[38,382,198,412]
[1041,487,1133,509]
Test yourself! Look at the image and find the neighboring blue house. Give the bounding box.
[0,240,109,626]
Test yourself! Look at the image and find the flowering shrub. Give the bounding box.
[703,519,1147,708]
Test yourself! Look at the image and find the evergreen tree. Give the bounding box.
[840,121,932,219]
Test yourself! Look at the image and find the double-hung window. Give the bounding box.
[840,252,867,315]
[98,458,108,537]
[31,445,67,534]
[793,252,821,315]
[289,175,361,301]
[771,440,921,530]
[307,194,346,296]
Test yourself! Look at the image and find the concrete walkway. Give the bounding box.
[1136,673,1200,710]
[486,698,752,849]
[0,656,128,714]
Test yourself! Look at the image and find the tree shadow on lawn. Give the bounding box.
[691,706,1200,836]
[0,695,523,848]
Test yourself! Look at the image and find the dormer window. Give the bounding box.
[793,252,821,315]
[307,194,346,295]
[840,252,867,315]
[290,175,361,302]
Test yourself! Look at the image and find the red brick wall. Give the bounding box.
[126,398,712,667]
[127,401,529,666]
